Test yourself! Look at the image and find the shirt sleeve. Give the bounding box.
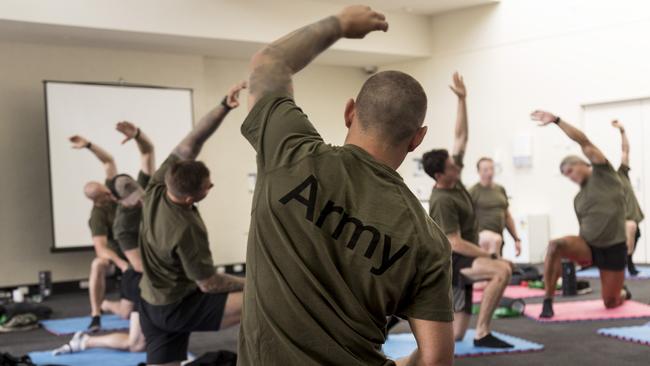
[176,226,215,281]
[399,240,453,322]
[89,208,109,237]
[137,170,152,188]
[429,197,461,235]
[151,154,181,186]
[452,153,464,169]
[501,185,509,208]
[241,93,324,170]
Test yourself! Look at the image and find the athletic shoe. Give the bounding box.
[627,256,640,276]
[87,315,101,333]
[623,285,632,300]
[0,314,39,333]
[540,298,554,318]
[473,333,514,348]
[52,331,88,355]
[576,280,592,295]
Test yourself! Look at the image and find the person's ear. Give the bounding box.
[407,126,428,152]
[344,98,355,129]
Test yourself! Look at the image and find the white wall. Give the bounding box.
[388,0,650,261]
[0,39,366,286]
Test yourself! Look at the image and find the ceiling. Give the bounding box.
[315,0,500,15]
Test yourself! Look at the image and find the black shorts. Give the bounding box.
[119,268,142,308]
[589,242,627,271]
[139,290,229,364]
[452,253,476,286]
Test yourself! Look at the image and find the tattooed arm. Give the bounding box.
[247,5,388,111]
[171,81,247,161]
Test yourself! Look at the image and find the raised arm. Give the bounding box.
[450,72,468,158]
[173,81,246,161]
[530,110,607,164]
[248,5,388,111]
[116,121,155,175]
[612,120,630,166]
[69,135,117,179]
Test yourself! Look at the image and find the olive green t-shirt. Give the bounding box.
[428,155,479,245]
[574,163,626,248]
[88,193,123,259]
[469,183,509,233]
[239,93,452,366]
[618,164,645,224]
[138,155,216,305]
[113,171,151,252]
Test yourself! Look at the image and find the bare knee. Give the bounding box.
[91,258,109,273]
[603,297,622,309]
[128,339,145,353]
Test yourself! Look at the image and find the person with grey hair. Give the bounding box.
[54,121,154,355]
[530,110,631,318]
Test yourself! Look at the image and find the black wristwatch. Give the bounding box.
[490,253,498,260]
[552,116,561,124]
[221,96,232,111]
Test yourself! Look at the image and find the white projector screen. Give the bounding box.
[45,81,193,251]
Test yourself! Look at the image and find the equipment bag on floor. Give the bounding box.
[0,353,36,366]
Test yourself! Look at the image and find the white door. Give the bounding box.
[583,100,647,263]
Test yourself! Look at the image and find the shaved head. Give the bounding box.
[355,70,427,145]
[84,181,112,204]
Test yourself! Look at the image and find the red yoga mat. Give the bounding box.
[524,300,650,323]
[473,285,553,303]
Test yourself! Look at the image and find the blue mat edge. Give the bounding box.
[41,314,130,335]
[597,326,650,346]
[385,330,544,359]
[577,266,650,280]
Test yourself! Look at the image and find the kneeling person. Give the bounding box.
[138,82,246,366]
[424,72,514,349]
[530,111,630,318]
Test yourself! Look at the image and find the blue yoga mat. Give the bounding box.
[41,315,130,335]
[29,348,145,366]
[598,324,650,345]
[383,330,544,359]
[577,266,650,280]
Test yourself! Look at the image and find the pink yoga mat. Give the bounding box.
[473,285,553,303]
[524,300,650,323]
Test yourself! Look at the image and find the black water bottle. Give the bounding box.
[562,261,577,296]
[39,270,52,298]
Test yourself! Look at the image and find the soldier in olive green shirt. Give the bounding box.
[469,157,522,258]
[612,120,645,276]
[240,6,454,366]
[424,72,515,349]
[70,135,129,332]
[138,82,246,366]
[530,111,630,319]
[54,122,155,356]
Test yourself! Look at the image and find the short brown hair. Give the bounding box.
[356,70,427,145]
[476,157,493,170]
[165,160,210,199]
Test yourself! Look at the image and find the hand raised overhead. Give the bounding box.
[449,72,467,99]
[226,81,247,109]
[337,5,388,39]
[69,135,90,149]
[116,121,138,144]
[530,110,558,126]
